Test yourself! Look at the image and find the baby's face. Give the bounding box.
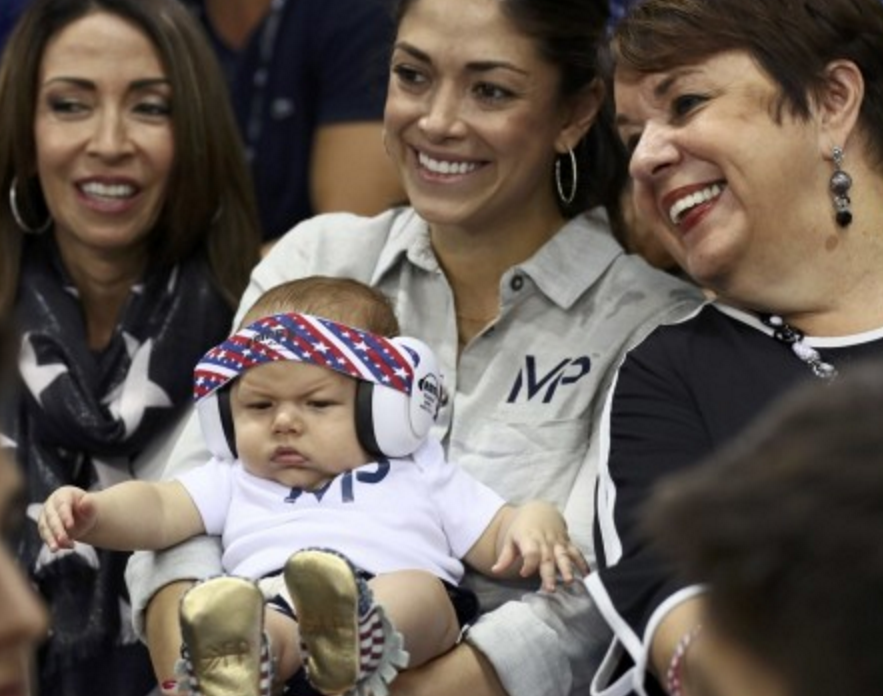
[230,361,371,490]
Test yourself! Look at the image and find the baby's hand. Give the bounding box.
[38,486,97,551]
[492,501,589,592]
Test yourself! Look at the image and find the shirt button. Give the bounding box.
[510,274,524,291]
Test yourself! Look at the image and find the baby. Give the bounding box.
[39,276,587,696]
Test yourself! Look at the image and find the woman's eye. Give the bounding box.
[473,82,514,103]
[307,400,333,410]
[48,97,88,115]
[392,64,427,88]
[134,100,171,118]
[247,401,271,411]
[672,93,706,118]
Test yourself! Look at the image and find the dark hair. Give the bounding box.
[610,0,883,171]
[644,360,883,696]
[390,0,629,232]
[0,0,261,314]
[243,277,401,338]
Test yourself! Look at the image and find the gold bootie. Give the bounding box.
[178,576,272,696]
[285,549,408,696]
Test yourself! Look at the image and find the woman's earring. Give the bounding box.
[555,147,578,207]
[830,146,853,228]
[9,176,51,234]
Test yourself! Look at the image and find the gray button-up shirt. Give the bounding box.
[127,206,704,696]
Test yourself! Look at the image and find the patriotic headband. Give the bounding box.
[193,312,416,402]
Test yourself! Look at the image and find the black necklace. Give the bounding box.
[760,314,838,381]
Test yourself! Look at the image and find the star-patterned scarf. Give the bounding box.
[1,233,233,696]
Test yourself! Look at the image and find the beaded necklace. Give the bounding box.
[760,314,838,381]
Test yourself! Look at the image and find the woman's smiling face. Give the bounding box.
[614,50,827,295]
[383,0,583,234]
[34,10,174,262]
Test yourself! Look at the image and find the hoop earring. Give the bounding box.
[9,176,51,234]
[555,148,578,207]
[830,146,853,228]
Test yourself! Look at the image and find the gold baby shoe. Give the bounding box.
[178,576,272,696]
[285,548,408,696]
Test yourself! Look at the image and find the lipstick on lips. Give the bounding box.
[662,181,724,232]
[76,177,140,213]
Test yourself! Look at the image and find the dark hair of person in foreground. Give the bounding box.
[644,360,883,696]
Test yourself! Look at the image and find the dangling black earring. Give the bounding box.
[830,146,852,228]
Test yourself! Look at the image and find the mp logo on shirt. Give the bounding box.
[285,460,391,504]
[506,356,592,404]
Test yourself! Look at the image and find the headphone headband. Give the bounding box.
[193,312,415,402]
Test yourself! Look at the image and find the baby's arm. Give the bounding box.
[39,481,205,552]
[465,502,588,592]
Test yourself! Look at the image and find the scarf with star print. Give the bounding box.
[1,232,232,696]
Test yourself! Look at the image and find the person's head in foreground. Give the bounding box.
[0,313,48,696]
[645,360,883,696]
[0,444,49,696]
[608,0,883,299]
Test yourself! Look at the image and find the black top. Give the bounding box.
[589,302,883,694]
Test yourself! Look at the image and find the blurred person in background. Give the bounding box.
[179,0,406,247]
[0,0,29,55]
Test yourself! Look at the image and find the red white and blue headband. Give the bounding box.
[193,312,416,402]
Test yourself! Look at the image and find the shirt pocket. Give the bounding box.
[453,413,590,507]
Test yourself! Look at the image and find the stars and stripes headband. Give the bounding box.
[193,312,416,402]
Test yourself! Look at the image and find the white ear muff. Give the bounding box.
[196,389,237,460]
[356,336,442,458]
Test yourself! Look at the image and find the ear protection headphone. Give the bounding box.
[193,313,442,461]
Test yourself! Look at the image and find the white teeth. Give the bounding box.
[668,183,723,224]
[81,182,135,199]
[418,151,478,175]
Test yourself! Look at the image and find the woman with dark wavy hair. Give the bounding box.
[127,0,704,694]
[0,1,260,694]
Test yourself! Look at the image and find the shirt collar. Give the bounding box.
[368,207,625,310]
[516,208,625,310]
[370,208,438,286]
